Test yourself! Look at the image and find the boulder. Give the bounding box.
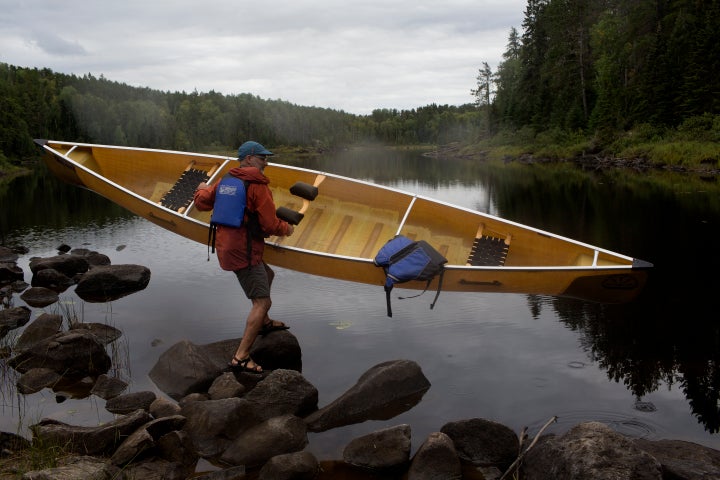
[522,421,663,480]
[219,414,308,468]
[105,390,157,415]
[181,397,257,457]
[29,254,89,277]
[633,438,720,480]
[440,417,519,469]
[20,286,59,307]
[16,367,62,394]
[90,374,128,400]
[243,369,318,420]
[8,329,112,377]
[149,396,182,419]
[258,451,320,480]
[69,321,123,345]
[30,267,75,291]
[75,264,150,302]
[343,424,412,472]
[408,431,462,480]
[208,372,245,400]
[0,261,24,284]
[304,359,430,432]
[31,409,152,456]
[14,313,64,352]
[149,336,302,400]
[0,305,31,338]
[20,455,119,479]
[0,246,19,263]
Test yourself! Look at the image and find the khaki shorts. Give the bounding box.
[234,262,274,299]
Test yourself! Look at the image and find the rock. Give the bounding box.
[30,267,75,291]
[21,455,119,480]
[258,451,320,480]
[149,396,182,418]
[0,261,24,284]
[0,431,32,453]
[408,431,462,480]
[193,465,246,479]
[149,339,234,400]
[0,246,19,263]
[14,313,64,352]
[522,421,663,480]
[633,438,720,480]
[440,417,519,469]
[8,330,111,377]
[110,415,187,466]
[29,254,89,277]
[219,414,308,468]
[156,430,198,468]
[70,248,111,266]
[343,424,411,472]
[110,428,155,466]
[69,322,123,345]
[208,372,245,400]
[105,391,157,414]
[0,305,31,338]
[20,286,59,307]
[181,397,256,457]
[243,369,318,419]
[90,374,128,400]
[149,337,302,401]
[17,367,62,394]
[116,457,191,480]
[31,409,153,456]
[304,359,430,432]
[74,264,150,302]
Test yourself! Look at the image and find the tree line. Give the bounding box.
[0,63,483,167]
[476,0,719,137]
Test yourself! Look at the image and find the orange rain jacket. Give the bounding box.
[193,166,292,271]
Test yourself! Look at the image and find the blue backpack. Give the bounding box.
[374,235,448,317]
[208,175,248,254]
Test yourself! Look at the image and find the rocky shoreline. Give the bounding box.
[2,245,720,479]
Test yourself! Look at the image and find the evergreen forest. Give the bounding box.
[1,0,718,173]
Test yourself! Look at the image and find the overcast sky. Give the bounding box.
[2,1,526,115]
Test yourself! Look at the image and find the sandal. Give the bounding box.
[227,356,262,373]
[259,320,290,336]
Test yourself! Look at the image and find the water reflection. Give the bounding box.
[1,149,719,451]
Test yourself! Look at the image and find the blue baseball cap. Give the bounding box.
[238,141,273,160]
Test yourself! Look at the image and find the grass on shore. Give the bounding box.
[460,119,720,173]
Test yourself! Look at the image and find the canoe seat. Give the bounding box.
[160,168,209,212]
[466,224,511,266]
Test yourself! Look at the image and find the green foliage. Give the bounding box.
[486,0,719,136]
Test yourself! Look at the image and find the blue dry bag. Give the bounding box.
[374,235,447,317]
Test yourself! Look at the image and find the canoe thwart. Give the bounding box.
[277,206,304,225]
[290,182,319,201]
[160,168,210,212]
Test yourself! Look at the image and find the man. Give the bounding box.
[194,141,294,373]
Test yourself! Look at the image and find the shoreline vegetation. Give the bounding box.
[4,134,719,182]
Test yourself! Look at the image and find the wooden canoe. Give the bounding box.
[35,139,652,304]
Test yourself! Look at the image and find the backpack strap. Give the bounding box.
[384,284,393,317]
[429,267,445,310]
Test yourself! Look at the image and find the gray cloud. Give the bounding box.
[1,0,525,114]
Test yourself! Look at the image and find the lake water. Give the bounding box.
[1,146,719,464]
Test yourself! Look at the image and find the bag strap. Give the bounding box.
[430,268,445,310]
[384,284,393,317]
